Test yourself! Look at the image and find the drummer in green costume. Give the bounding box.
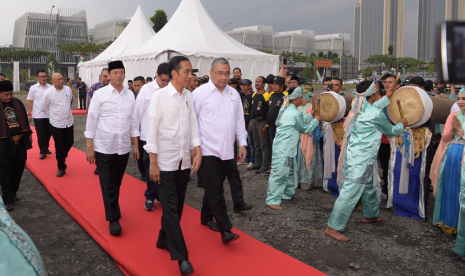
[325,80,407,241]
[265,87,321,210]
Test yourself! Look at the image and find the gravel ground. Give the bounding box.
[4,92,465,276]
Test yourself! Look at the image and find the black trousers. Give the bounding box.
[79,94,86,109]
[200,156,233,234]
[142,145,159,201]
[33,118,51,154]
[157,165,190,261]
[95,152,129,221]
[51,125,74,171]
[0,142,27,205]
[199,158,245,210]
[138,138,146,177]
[378,143,390,195]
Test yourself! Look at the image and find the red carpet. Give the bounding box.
[72,109,87,115]
[26,127,326,276]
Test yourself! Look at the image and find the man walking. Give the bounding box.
[133,63,170,211]
[75,77,88,110]
[145,56,200,276]
[27,70,52,160]
[85,60,139,235]
[42,73,74,177]
[0,81,33,211]
[193,58,247,244]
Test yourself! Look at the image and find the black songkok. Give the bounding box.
[108,60,125,72]
[0,81,13,92]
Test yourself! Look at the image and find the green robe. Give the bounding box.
[266,104,319,206]
[327,96,404,231]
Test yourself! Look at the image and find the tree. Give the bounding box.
[57,41,113,61]
[150,9,168,32]
[362,67,374,78]
[257,49,275,54]
[46,53,62,83]
[88,28,94,43]
[318,51,325,58]
[299,66,313,82]
[388,45,394,56]
[0,49,49,62]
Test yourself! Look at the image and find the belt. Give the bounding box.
[254,117,265,122]
[451,139,465,145]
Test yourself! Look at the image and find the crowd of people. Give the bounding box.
[1,56,465,275]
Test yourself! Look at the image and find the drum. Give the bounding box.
[318,92,346,123]
[387,86,433,127]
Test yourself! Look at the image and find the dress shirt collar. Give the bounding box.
[207,80,231,94]
[152,79,161,91]
[108,82,129,95]
[167,82,186,97]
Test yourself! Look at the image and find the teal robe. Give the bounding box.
[266,104,319,206]
[454,143,465,256]
[328,96,404,231]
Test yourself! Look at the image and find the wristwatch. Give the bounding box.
[27,112,31,115]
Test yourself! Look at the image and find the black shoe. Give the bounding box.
[247,165,260,171]
[141,174,147,182]
[261,170,271,176]
[222,231,240,244]
[39,153,46,159]
[46,150,52,154]
[57,170,66,177]
[156,240,170,252]
[109,221,122,235]
[94,168,99,175]
[14,194,20,201]
[178,260,194,275]
[144,200,155,211]
[5,204,13,211]
[234,203,253,213]
[201,220,219,231]
[255,168,268,174]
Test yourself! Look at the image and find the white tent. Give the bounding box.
[119,0,279,82]
[78,5,155,85]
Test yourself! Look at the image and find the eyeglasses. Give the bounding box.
[211,71,231,78]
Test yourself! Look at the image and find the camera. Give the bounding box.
[436,22,465,83]
[192,69,199,73]
[283,58,288,65]
[327,83,334,91]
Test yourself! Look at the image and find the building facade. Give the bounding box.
[93,18,131,45]
[354,0,404,69]
[315,33,351,57]
[226,25,274,52]
[417,0,464,61]
[9,8,88,79]
[273,30,315,56]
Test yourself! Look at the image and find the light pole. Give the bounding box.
[389,41,400,75]
[222,22,232,31]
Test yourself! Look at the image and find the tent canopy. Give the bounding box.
[78,5,155,84]
[123,0,277,62]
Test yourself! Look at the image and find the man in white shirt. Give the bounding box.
[145,56,200,276]
[193,58,248,244]
[42,73,74,177]
[27,70,52,160]
[132,63,170,211]
[84,60,140,235]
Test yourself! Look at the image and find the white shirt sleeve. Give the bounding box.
[143,92,160,154]
[26,85,34,101]
[189,93,201,148]
[130,97,140,138]
[84,92,100,139]
[41,88,50,117]
[235,92,248,147]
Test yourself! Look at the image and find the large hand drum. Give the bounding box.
[387,86,433,127]
[318,92,346,123]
